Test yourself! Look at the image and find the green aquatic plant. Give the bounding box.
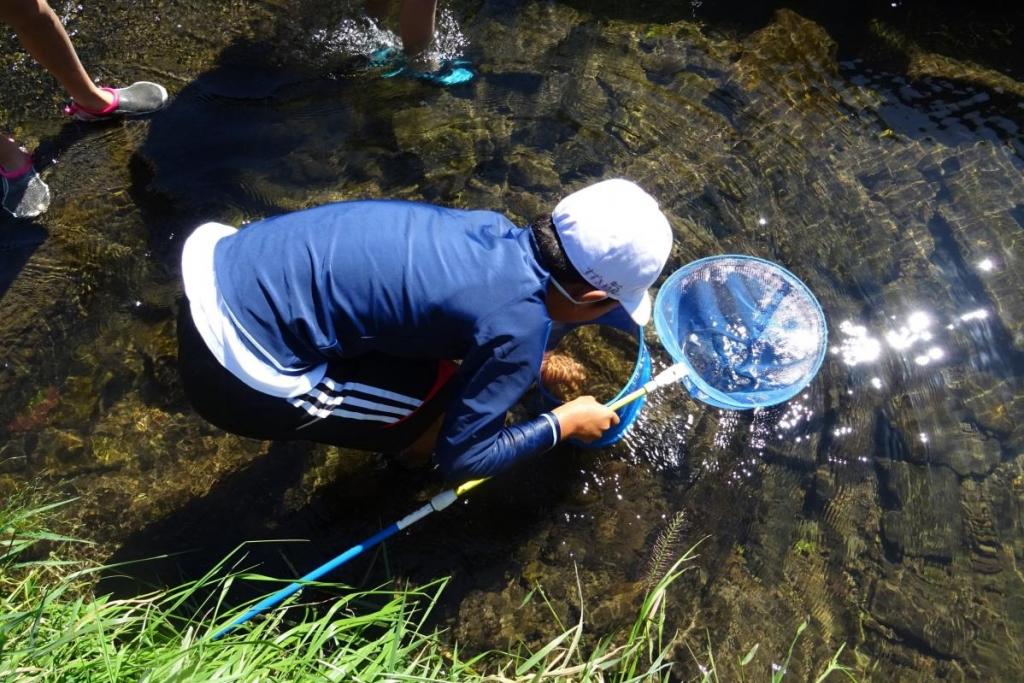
[793,539,817,557]
[690,620,859,682]
[643,510,688,590]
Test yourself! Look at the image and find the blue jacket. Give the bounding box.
[213,200,559,480]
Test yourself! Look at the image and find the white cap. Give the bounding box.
[552,178,673,325]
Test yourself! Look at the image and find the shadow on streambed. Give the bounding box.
[124,29,471,268]
[98,434,590,628]
[0,220,46,303]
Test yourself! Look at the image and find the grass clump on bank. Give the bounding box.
[2,496,859,681]
[1,495,690,681]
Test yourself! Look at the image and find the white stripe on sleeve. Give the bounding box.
[541,413,560,450]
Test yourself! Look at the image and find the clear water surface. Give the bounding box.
[1,1,1022,679]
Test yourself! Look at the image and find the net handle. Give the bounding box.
[607,362,689,411]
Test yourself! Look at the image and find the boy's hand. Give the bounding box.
[540,351,588,400]
[551,396,620,442]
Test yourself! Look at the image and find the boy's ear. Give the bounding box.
[578,290,609,303]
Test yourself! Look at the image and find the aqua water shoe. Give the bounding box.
[369,46,401,68]
[370,48,474,86]
[411,58,474,86]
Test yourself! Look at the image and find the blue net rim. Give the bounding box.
[653,254,828,410]
[539,323,651,448]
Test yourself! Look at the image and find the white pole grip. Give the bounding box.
[430,488,459,512]
[395,502,436,530]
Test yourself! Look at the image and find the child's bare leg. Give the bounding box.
[0,0,112,111]
[0,134,29,172]
[399,0,437,56]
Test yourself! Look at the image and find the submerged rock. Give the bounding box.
[738,9,840,86]
[392,97,510,200]
[877,461,961,562]
[870,573,969,659]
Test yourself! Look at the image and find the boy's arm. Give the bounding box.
[434,330,618,483]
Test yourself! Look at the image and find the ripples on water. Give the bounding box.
[1,1,1023,679]
[312,5,469,66]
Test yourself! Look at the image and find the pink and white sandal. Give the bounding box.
[64,82,169,121]
[1,154,50,219]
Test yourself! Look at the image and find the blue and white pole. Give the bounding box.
[211,488,459,640]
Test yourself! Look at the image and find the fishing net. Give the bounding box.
[540,313,650,448]
[543,326,640,404]
[653,255,827,410]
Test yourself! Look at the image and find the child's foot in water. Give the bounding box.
[1,153,50,219]
[64,81,169,121]
[370,47,474,86]
[414,57,474,86]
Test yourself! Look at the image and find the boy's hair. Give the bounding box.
[530,215,589,288]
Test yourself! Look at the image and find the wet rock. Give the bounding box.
[818,399,877,487]
[673,546,828,682]
[507,152,560,193]
[89,400,182,470]
[6,386,61,434]
[587,580,645,632]
[392,98,509,197]
[942,367,1022,446]
[454,578,562,652]
[743,464,805,583]
[33,428,86,468]
[0,437,29,475]
[498,188,552,228]
[738,10,839,89]
[810,465,837,506]
[761,421,820,471]
[820,482,878,562]
[929,185,1024,357]
[981,458,1024,544]
[867,20,1024,99]
[475,1,583,71]
[637,22,724,88]
[959,478,1008,575]
[940,425,1003,479]
[878,461,961,562]
[870,574,969,659]
[881,385,1003,478]
[60,374,103,427]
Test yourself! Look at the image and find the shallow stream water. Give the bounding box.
[2,1,1022,679]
